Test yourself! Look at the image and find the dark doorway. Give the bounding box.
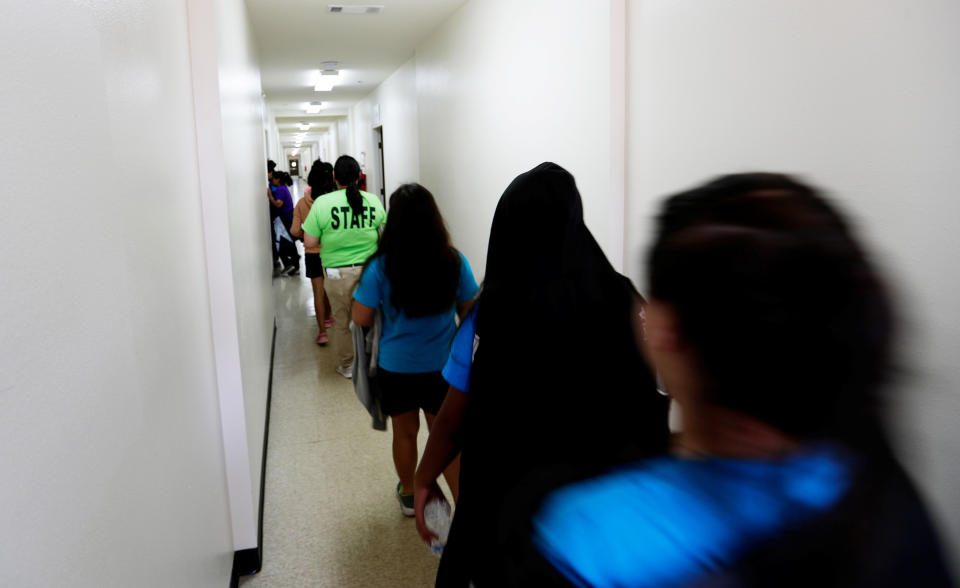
[374,126,386,206]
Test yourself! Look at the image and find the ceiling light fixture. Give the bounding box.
[328,5,383,15]
[314,69,340,92]
[305,101,323,113]
[299,123,310,131]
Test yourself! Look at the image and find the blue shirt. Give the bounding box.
[532,446,853,588]
[441,305,478,392]
[353,253,479,373]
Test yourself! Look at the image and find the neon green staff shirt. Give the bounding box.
[301,189,386,267]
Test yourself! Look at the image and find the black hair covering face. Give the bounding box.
[436,162,669,587]
[483,162,615,290]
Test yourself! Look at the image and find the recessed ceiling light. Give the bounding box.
[299,123,310,131]
[305,101,323,113]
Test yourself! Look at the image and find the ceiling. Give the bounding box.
[248,0,467,151]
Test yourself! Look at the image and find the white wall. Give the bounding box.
[264,110,283,169]
[0,0,233,585]
[213,0,275,547]
[626,0,960,565]
[336,117,351,159]
[352,57,421,202]
[415,0,618,278]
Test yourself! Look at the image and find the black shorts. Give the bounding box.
[377,368,449,416]
[304,253,324,278]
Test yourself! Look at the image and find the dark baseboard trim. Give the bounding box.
[230,318,278,587]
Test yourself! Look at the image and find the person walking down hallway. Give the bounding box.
[269,170,299,276]
[267,159,282,274]
[302,155,386,378]
[415,162,670,587]
[291,160,335,345]
[351,183,478,516]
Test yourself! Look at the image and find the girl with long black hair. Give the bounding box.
[413,162,669,586]
[352,183,479,515]
[302,155,386,377]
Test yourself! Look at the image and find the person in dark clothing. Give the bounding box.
[515,173,955,587]
[267,159,281,272]
[416,162,670,587]
[269,170,299,276]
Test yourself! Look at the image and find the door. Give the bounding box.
[374,126,386,206]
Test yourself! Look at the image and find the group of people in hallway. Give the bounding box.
[271,158,955,587]
[267,159,300,277]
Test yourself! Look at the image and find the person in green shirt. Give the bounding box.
[302,155,386,377]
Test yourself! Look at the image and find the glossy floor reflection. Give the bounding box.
[240,246,449,587]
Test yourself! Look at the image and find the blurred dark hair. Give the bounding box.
[648,173,894,447]
[273,170,293,186]
[334,155,363,217]
[267,159,277,172]
[469,164,666,462]
[307,160,335,197]
[366,183,461,317]
[447,163,668,586]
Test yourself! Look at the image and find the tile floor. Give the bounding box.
[240,259,450,587]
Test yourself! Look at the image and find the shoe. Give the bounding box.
[336,364,353,379]
[324,316,335,328]
[396,482,415,517]
[315,332,329,345]
[281,264,299,276]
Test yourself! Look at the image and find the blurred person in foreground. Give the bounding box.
[512,173,955,587]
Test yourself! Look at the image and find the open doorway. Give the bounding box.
[373,125,386,207]
[288,157,301,177]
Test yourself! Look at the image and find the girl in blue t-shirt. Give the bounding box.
[352,183,478,516]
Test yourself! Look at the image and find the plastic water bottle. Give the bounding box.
[424,496,452,556]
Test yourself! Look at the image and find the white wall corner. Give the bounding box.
[185,0,257,551]
[610,0,628,273]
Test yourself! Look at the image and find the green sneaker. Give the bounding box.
[396,482,415,517]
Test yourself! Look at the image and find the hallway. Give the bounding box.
[241,250,450,586]
[3,1,960,585]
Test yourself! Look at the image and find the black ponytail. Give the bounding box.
[334,155,363,217]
